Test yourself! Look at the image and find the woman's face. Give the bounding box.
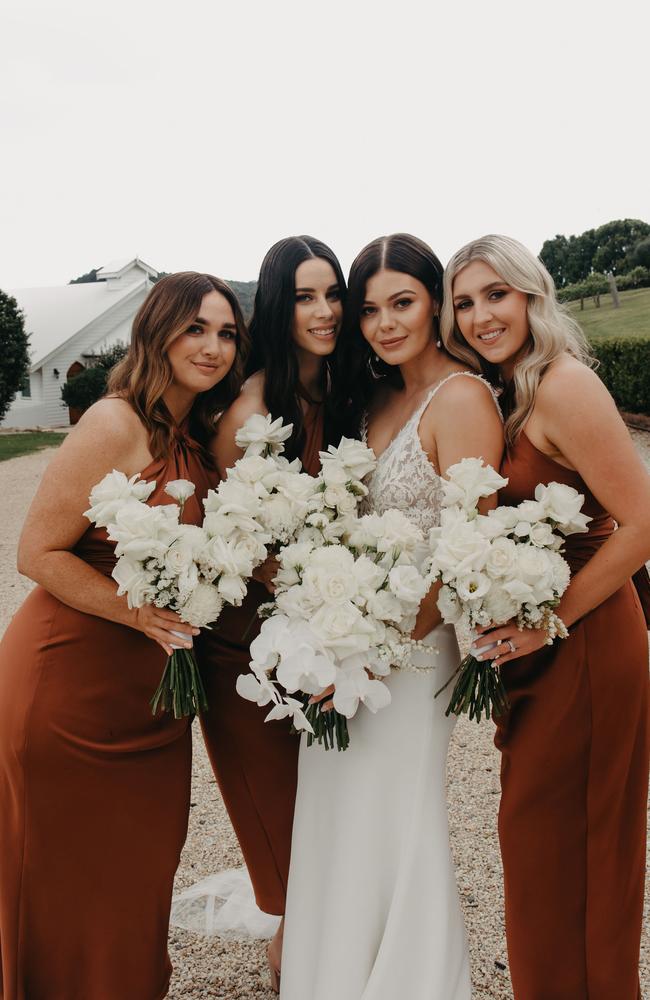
[292,258,343,358]
[360,269,437,366]
[452,260,530,371]
[167,289,238,394]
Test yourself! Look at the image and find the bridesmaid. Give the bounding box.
[442,234,650,1000]
[197,235,347,990]
[0,272,248,1000]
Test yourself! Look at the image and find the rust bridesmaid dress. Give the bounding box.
[0,421,215,1000]
[197,400,324,915]
[495,430,649,1000]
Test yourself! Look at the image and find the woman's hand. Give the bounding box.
[133,606,199,656]
[472,623,549,666]
[252,556,279,594]
[308,684,335,712]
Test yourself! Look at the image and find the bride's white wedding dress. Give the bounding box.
[279,373,486,1000]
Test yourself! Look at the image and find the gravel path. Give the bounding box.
[1,432,649,999]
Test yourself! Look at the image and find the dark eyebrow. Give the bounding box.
[193,316,237,330]
[363,288,416,305]
[295,284,340,293]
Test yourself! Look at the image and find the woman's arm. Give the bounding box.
[211,374,268,477]
[477,363,650,665]
[17,398,198,655]
[412,376,505,639]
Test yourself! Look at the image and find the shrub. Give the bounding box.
[590,337,650,414]
[61,343,128,413]
[0,290,31,423]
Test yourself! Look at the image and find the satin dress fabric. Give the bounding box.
[0,423,214,1000]
[197,402,324,915]
[496,431,649,1000]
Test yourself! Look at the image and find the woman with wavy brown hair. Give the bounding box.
[0,272,248,1000]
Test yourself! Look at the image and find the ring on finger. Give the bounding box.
[503,638,516,654]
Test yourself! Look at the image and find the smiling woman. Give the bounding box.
[0,272,249,1000]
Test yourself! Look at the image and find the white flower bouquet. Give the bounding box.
[84,414,310,718]
[236,439,431,751]
[427,458,591,722]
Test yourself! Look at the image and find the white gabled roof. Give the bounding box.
[8,279,144,369]
[97,257,158,280]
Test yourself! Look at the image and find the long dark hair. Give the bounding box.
[340,233,445,434]
[108,272,249,460]
[247,235,347,460]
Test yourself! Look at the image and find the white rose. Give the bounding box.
[351,555,387,599]
[482,585,519,624]
[112,557,156,608]
[375,509,424,560]
[323,484,358,514]
[388,564,429,606]
[204,536,254,577]
[275,584,320,619]
[302,546,357,604]
[429,518,490,580]
[515,543,553,586]
[548,550,571,595]
[437,585,464,624]
[320,438,377,481]
[528,521,555,547]
[309,602,377,659]
[279,541,315,572]
[234,413,293,456]
[164,537,195,576]
[85,470,156,528]
[535,482,591,533]
[108,502,178,560]
[164,479,196,504]
[217,573,248,605]
[366,589,405,623]
[179,581,223,626]
[485,536,518,579]
[230,454,282,492]
[442,458,508,512]
[486,505,521,532]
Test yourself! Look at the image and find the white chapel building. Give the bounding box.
[3,257,157,429]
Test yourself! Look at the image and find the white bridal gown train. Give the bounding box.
[279,374,490,1000]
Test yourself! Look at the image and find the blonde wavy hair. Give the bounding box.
[440,234,593,446]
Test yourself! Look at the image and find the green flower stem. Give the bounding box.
[437,652,510,724]
[150,647,209,719]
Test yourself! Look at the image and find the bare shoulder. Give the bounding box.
[218,378,268,431]
[59,397,149,464]
[536,356,613,419]
[428,370,501,422]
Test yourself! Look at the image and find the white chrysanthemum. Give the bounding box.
[179,581,223,627]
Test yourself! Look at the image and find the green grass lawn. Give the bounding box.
[569,286,650,340]
[0,432,67,462]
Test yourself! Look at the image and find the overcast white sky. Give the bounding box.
[1,0,648,288]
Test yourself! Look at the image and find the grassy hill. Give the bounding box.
[569,287,650,340]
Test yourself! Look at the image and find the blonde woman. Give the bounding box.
[442,234,650,1000]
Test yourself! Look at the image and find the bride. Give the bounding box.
[279,234,504,999]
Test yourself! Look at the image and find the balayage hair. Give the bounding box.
[107,272,249,460]
[341,233,445,433]
[440,234,593,447]
[247,235,348,461]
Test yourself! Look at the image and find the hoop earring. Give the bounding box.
[367,353,384,380]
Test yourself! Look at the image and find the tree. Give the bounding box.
[69,268,105,284]
[628,237,650,270]
[540,219,650,286]
[60,343,128,413]
[0,290,31,423]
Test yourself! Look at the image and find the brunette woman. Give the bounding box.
[196,235,347,990]
[443,234,650,1000]
[0,273,248,1000]
[280,234,504,1000]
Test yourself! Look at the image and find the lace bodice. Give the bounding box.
[361,372,501,534]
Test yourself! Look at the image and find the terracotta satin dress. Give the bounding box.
[0,423,214,1000]
[197,402,324,915]
[496,431,649,1000]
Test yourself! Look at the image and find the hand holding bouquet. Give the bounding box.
[427,458,591,722]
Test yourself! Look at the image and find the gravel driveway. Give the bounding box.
[1,432,649,999]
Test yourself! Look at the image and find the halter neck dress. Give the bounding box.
[0,418,215,1000]
[196,399,325,915]
[496,430,649,1000]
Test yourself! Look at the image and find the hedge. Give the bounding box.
[590,337,650,414]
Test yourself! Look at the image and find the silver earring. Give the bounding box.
[367,353,384,380]
[436,339,442,348]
